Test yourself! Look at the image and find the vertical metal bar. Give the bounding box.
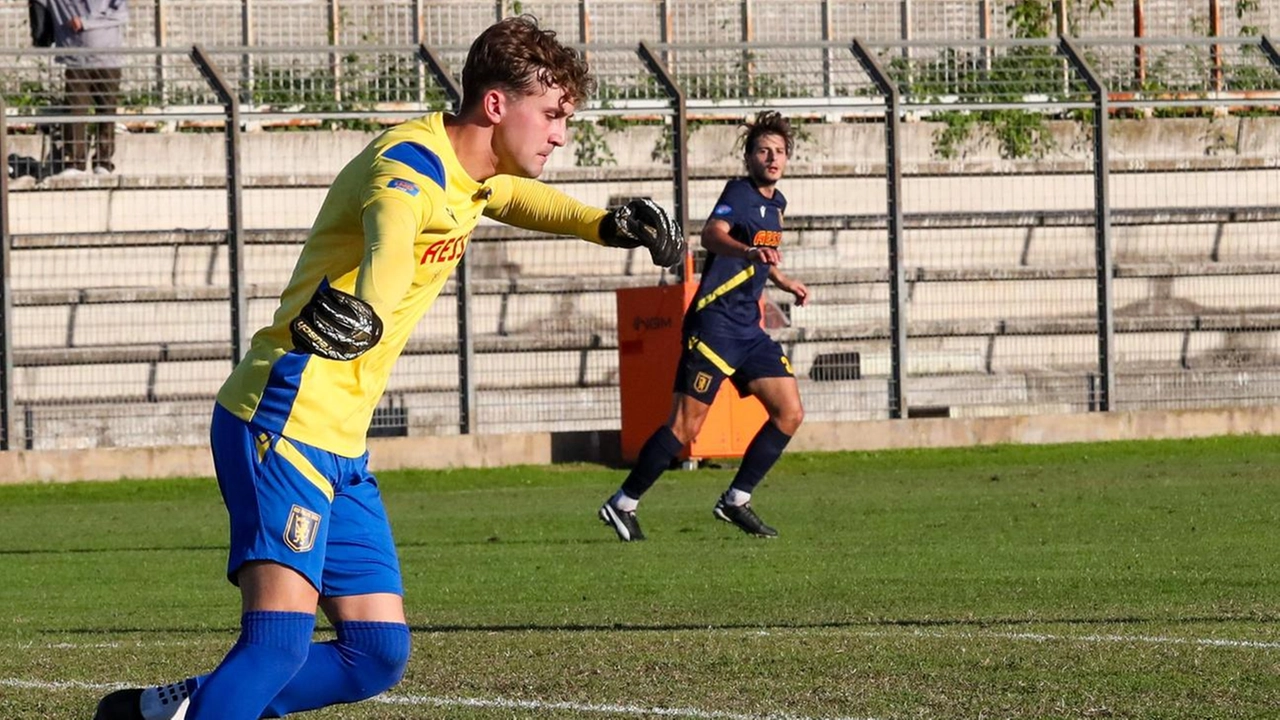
[638,41,689,283]
[241,0,254,106]
[979,0,992,71]
[741,0,753,97]
[329,0,342,103]
[413,0,426,104]
[1134,0,1146,90]
[418,46,473,433]
[155,0,168,105]
[1210,0,1224,92]
[659,0,672,66]
[192,45,248,366]
[0,95,13,450]
[1055,0,1068,35]
[820,0,834,97]
[900,0,911,63]
[580,0,591,43]
[1061,37,1114,412]
[850,39,907,419]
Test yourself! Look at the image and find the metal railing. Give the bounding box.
[3,36,1279,450]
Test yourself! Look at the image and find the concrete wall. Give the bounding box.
[2,406,1277,484]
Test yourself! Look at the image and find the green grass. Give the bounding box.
[2,435,1279,719]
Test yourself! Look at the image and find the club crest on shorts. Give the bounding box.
[284,504,322,553]
[693,371,713,394]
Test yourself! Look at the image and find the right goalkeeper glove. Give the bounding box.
[599,198,686,268]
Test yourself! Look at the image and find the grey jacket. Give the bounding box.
[48,0,128,68]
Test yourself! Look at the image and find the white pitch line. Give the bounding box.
[0,678,871,720]
[892,628,1280,650]
[376,693,878,720]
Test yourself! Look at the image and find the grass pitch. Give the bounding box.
[2,435,1279,719]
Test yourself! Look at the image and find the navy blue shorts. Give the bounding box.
[673,328,794,404]
[210,404,403,598]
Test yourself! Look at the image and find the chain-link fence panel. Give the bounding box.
[584,0,666,44]
[832,0,905,42]
[910,0,984,41]
[2,47,231,449]
[867,38,1102,418]
[1080,37,1280,411]
[335,0,419,45]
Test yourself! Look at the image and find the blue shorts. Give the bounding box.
[673,327,794,405]
[209,404,403,598]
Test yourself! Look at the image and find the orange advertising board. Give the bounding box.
[616,281,768,463]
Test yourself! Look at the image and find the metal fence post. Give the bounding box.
[0,95,13,450]
[850,39,908,419]
[638,42,689,282]
[418,45,475,434]
[1061,36,1114,412]
[820,0,834,96]
[192,46,249,366]
[155,0,168,104]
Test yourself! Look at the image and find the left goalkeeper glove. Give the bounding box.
[599,198,686,268]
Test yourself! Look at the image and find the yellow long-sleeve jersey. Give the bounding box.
[217,112,608,457]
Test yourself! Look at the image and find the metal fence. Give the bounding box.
[3,0,1279,51]
[2,36,1279,450]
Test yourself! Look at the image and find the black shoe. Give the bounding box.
[93,688,143,720]
[598,500,645,541]
[713,498,778,538]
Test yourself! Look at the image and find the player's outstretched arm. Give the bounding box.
[598,198,686,268]
[484,177,685,268]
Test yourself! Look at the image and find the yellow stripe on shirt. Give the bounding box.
[694,265,755,313]
[275,437,335,502]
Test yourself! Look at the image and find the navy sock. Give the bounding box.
[186,611,315,720]
[620,425,684,499]
[262,621,411,717]
[730,421,792,495]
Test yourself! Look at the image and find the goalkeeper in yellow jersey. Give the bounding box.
[92,16,682,720]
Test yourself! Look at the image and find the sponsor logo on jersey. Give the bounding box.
[419,233,471,265]
[781,355,794,375]
[712,204,733,216]
[284,504,322,553]
[387,178,420,196]
[752,230,782,248]
[693,371,713,394]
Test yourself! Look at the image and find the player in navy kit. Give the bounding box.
[599,111,809,541]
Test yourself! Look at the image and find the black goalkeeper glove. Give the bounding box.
[289,278,384,361]
[599,198,686,268]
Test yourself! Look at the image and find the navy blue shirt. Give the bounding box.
[686,177,786,339]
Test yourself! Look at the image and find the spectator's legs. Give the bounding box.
[91,67,123,172]
[62,67,94,171]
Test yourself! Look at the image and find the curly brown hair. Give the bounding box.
[460,16,595,112]
[740,110,795,159]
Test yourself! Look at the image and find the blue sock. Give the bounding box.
[261,621,411,717]
[620,425,684,499]
[729,421,792,495]
[185,611,314,720]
